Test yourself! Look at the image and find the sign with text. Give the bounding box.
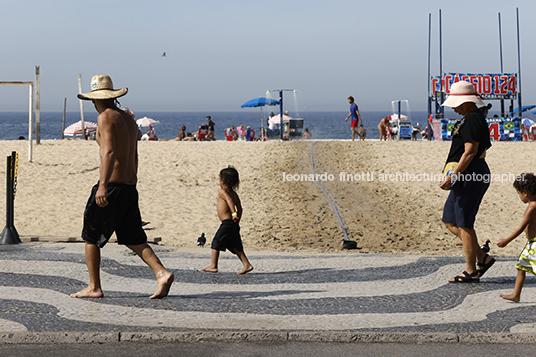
[431,73,517,100]
[434,118,522,141]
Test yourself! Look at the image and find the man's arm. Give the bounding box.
[96,112,116,207]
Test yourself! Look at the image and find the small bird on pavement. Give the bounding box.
[197,233,206,246]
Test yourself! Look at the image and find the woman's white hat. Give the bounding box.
[441,81,485,108]
[77,75,128,100]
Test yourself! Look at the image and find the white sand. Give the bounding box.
[0,139,532,256]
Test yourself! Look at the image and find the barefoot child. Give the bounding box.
[202,166,253,275]
[497,173,536,302]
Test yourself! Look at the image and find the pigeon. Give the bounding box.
[197,233,206,247]
[480,239,491,253]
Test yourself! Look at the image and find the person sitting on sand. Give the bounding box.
[497,173,536,302]
[202,166,253,275]
[357,124,366,141]
[378,117,390,141]
[183,132,196,141]
[161,125,187,141]
[146,125,158,140]
[178,125,186,141]
[71,74,173,299]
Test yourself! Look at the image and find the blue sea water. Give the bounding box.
[0,111,440,141]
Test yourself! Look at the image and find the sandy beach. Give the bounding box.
[0,139,533,257]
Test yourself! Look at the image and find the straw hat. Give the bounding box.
[77,75,128,100]
[441,81,484,108]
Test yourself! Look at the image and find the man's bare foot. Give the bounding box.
[150,271,174,299]
[70,286,104,298]
[500,292,520,302]
[237,265,253,275]
[201,266,218,273]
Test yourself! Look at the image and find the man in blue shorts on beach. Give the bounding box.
[345,96,362,141]
[70,74,174,299]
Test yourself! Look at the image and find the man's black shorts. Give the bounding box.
[82,182,147,248]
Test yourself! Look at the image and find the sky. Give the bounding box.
[0,0,534,113]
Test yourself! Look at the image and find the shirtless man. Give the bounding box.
[71,75,174,299]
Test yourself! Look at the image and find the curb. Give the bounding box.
[2,331,536,344]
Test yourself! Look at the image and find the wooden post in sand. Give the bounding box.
[62,98,66,139]
[78,74,87,140]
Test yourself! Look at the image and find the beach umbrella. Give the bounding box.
[136,117,159,127]
[523,118,536,127]
[64,121,98,136]
[241,97,281,108]
[389,113,409,121]
[267,114,292,125]
[514,105,535,113]
[241,97,281,140]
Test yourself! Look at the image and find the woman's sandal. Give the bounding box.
[449,270,480,283]
[477,253,496,278]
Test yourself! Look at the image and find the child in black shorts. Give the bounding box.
[202,166,253,275]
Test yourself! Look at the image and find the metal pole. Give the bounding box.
[498,13,505,117]
[279,90,283,140]
[28,83,33,162]
[78,74,86,140]
[62,98,67,139]
[439,9,444,119]
[0,155,20,244]
[35,66,41,144]
[9,152,15,228]
[5,156,11,228]
[428,13,432,117]
[516,7,522,117]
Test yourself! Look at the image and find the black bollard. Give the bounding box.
[0,154,20,244]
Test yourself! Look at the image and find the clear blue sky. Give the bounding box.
[0,0,534,113]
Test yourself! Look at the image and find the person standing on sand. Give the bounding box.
[71,74,174,299]
[206,116,216,141]
[378,116,390,141]
[439,81,494,284]
[344,96,362,141]
[202,166,253,275]
[497,173,536,302]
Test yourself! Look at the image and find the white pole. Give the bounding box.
[78,74,86,139]
[62,98,66,139]
[28,84,34,162]
[35,66,40,144]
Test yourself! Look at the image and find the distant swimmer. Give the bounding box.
[162,52,166,57]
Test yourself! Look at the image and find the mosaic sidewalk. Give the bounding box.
[1,242,535,343]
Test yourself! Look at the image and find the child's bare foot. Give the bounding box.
[500,292,520,302]
[237,265,253,275]
[201,266,218,273]
[150,271,174,299]
[70,286,104,298]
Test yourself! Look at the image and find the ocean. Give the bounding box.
[0,110,532,141]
